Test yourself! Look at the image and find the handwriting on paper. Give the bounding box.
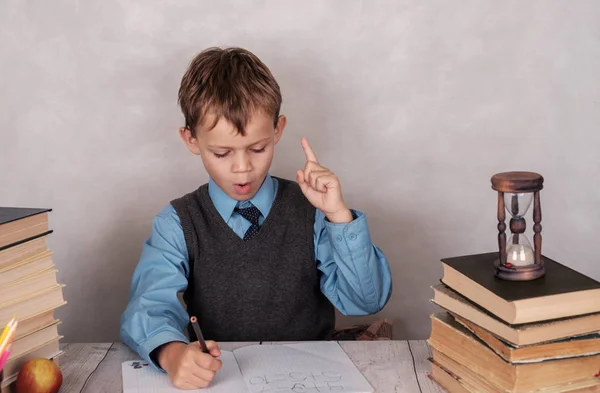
[248,370,345,392]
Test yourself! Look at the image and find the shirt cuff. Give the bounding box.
[140,328,189,371]
[324,209,371,254]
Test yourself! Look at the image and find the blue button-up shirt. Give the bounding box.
[120,174,392,367]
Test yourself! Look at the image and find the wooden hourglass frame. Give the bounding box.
[491,171,545,281]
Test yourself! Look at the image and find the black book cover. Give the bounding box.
[0,207,52,226]
[441,252,600,302]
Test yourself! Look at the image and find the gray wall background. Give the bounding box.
[1,0,599,343]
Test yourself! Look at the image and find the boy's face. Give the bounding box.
[179,111,286,201]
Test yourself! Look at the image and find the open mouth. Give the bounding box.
[234,182,252,195]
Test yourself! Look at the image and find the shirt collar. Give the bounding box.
[208,173,277,222]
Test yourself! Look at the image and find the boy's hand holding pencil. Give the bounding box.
[0,317,18,372]
[157,316,221,390]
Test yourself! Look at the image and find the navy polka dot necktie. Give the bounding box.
[236,205,262,240]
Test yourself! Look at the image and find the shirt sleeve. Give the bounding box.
[120,204,191,370]
[314,208,392,315]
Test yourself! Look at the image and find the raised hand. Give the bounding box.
[296,137,353,223]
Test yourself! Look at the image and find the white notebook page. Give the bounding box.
[233,342,373,393]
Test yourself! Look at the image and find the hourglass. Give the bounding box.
[491,171,545,280]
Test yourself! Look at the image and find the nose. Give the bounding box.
[232,151,252,173]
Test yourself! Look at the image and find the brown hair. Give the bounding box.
[178,47,282,136]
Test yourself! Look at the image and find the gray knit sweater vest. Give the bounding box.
[170,177,335,342]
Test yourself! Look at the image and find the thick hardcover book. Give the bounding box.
[0,207,52,225]
[430,283,600,346]
[0,207,53,251]
[440,252,600,324]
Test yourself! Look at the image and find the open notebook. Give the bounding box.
[122,341,374,393]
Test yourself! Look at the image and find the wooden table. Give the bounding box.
[57,340,445,392]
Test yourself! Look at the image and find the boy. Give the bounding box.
[120,47,392,389]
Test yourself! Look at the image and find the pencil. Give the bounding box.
[0,320,17,357]
[0,318,15,345]
[189,316,209,353]
[0,343,11,371]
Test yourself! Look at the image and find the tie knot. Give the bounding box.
[236,205,261,226]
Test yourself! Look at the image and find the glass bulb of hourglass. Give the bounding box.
[506,236,534,266]
[504,192,532,217]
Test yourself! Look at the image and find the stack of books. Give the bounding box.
[0,207,66,393]
[428,252,600,392]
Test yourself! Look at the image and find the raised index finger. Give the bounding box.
[301,137,318,163]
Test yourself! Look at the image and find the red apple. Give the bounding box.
[15,358,62,393]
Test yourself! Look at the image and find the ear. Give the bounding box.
[273,115,286,145]
[179,127,202,155]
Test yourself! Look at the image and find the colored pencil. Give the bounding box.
[0,319,17,357]
[0,317,15,345]
[0,344,11,371]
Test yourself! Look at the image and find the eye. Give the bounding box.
[251,147,266,154]
[213,151,229,158]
